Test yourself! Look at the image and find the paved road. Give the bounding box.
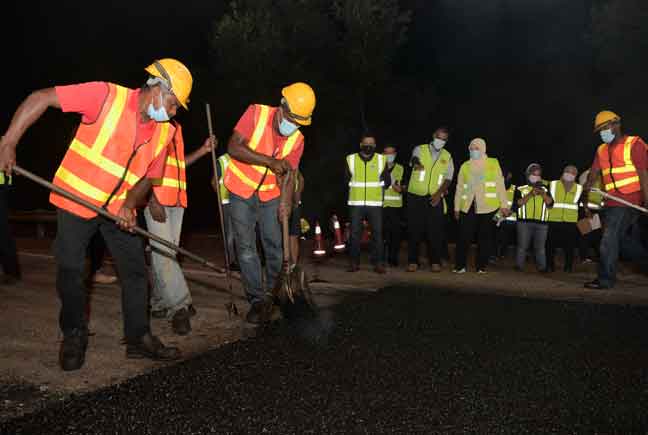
[3,286,648,434]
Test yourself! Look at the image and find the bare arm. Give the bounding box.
[0,88,61,172]
[638,169,648,205]
[186,136,216,167]
[227,131,289,175]
[124,178,153,210]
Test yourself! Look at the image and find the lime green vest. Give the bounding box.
[548,180,582,223]
[408,146,451,196]
[517,184,549,221]
[0,171,12,186]
[383,163,404,208]
[580,178,604,211]
[217,154,231,205]
[457,158,501,212]
[347,153,386,207]
[504,185,517,221]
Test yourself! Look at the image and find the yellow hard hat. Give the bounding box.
[593,110,620,132]
[145,58,193,110]
[281,82,316,126]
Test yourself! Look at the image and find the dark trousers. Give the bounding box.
[349,205,383,266]
[598,207,639,287]
[55,210,149,341]
[0,188,20,277]
[407,193,444,265]
[455,205,496,271]
[496,221,516,258]
[88,233,107,277]
[546,222,579,271]
[383,206,402,266]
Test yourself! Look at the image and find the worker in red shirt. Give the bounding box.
[582,110,648,289]
[0,58,191,371]
[224,83,315,324]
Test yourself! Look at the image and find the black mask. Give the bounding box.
[360,145,375,155]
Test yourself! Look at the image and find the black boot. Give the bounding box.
[126,333,180,361]
[59,328,89,371]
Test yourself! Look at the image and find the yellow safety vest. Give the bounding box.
[408,145,451,196]
[517,184,549,222]
[457,157,502,212]
[548,180,582,223]
[347,153,386,207]
[218,153,231,205]
[383,163,404,208]
[0,171,12,186]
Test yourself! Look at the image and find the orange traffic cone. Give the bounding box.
[331,214,346,252]
[312,221,327,257]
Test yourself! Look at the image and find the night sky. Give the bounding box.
[4,0,647,229]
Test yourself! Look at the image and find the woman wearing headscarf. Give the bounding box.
[512,163,554,272]
[453,138,511,273]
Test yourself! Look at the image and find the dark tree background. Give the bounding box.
[3,0,648,230]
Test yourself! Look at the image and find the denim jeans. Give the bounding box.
[230,193,282,304]
[516,221,548,271]
[598,206,639,287]
[55,210,149,341]
[349,205,383,266]
[144,206,192,319]
[222,204,236,264]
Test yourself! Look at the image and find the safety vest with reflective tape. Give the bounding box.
[505,185,517,221]
[457,157,501,213]
[580,178,604,211]
[51,83,174,218]
[597,136,641,194]
[152,122,187,208]
[547,180,582,223]
[217,154,231,205]
[0,172,11,186]
[224,104,302,202]
[408,145,451,196]
[383,163,404,208]
[347,153,386,207]
[517,184,549,222]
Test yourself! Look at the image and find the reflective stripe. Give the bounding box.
[348,154,355,176]
[505,215,517,221]
[484,181,497,187]
[507,201,513,207]
[552,203,578,210]
[438,174,444,186]
[55,166,112,202]
[348,181,384,187]
[151,177,187,189]
[227,162,276,191]
[418,170,425,182]
[377,154,384,172]
[605,176,639,191]
[484,193,498,198]
[165,156,186,168]
[348,200,383,206]
[221,199,230,205]
[384,195,402,200]
[249,106,269,151]
[92,86,128,155]
[69,139,140,186]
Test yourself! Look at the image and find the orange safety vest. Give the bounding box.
[50,83,174,218]
[152,122,187,207]
[224,104,302,202]
[597,136,641,194]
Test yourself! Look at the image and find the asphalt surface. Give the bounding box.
[3,285,648,434]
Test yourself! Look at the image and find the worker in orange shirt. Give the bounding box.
[0,58,191,371]
[224,83,315,324]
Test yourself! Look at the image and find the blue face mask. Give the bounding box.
[279,117,299,136]
[147,94,170,122]
[600,128,615,144]
[386,154,396,164]
[469,149,481,160]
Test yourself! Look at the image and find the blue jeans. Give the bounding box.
[598,207,639,287]
[516,221,548,271]
[222,204,236,264]
[144,206,192,319]
[230,193,282,304]
[349,205,384,266]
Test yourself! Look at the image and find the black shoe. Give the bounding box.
[245,300,272,324]
[151,308,168,319]
[59,328,88,371]
[171,308,192,336]
[126,333,180,361]
[584,280,610,290]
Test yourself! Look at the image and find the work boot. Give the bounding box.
[59,328,89,371]
[126,333,180,361]
[171,308,192,336]
[406,263,418,272]
[584,279,610,290]
[245,299,272,324]
[430,263,442,273]
[374,265,386,274]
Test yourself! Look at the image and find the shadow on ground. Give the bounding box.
[3,285,648,434]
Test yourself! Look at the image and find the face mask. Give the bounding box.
[432,138,446,150]
[469,149,481,160]
[279,117,299,136]
[147,93,170,122]
[528,175,541,184]
[562,173,576,182]
[386,154,396,164]
[600,128,615,144]
[360,145,375,155]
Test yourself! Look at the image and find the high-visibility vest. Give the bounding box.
[217,153,231,205]
[580,178,604,211]
[457,157,501,212]
[547,180,582,223]
[407,145,452,196]
[0,171,12,186]
[383,163,404,208]
[224,104,303,202]
[152,122,187,208]
[347,153,386,207]
[597,136,641,194]
[517,184,549,222]
[50,83,174,219]
[505,184,517,221]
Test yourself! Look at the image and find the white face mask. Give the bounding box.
[600,128,615,144]
[431,138,446,150]
[562,173,576,183]
[528,175,541,184]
